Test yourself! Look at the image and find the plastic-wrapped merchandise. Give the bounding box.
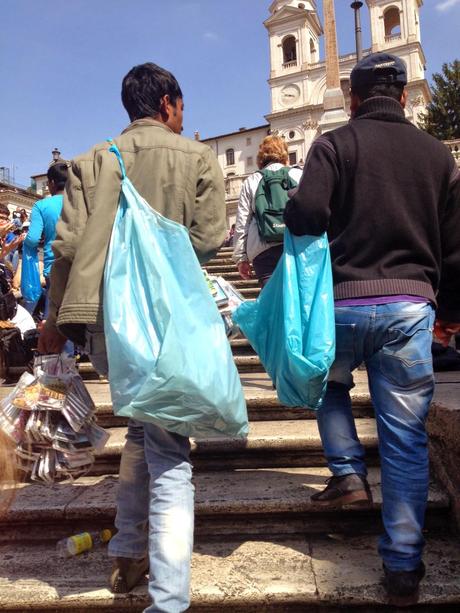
[233,230,336,410]
[0,354,109,482]
[204,271,244,339]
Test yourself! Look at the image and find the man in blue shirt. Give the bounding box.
[23,162,68,316]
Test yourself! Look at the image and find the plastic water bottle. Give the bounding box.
[56,529,113,557]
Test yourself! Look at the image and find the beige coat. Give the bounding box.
[47,118,227,344]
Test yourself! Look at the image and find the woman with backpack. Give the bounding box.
[233,135,302,286]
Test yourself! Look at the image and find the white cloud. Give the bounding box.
[203,32,219,41]
[436,0,460,12]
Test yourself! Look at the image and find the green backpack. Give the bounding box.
[254,167,298,242]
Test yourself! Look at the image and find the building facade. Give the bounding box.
[0,182,40,215]
[203,0,430,227]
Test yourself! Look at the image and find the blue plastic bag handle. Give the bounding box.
[107,138,127,179]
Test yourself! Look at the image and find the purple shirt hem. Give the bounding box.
[335,295,430,307]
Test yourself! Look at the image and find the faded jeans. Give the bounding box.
[86,326,194,613]
[316,302,435,572]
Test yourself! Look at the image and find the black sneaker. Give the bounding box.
[310,473,373,508]
[110,556,149,593]
[383,561,425,606]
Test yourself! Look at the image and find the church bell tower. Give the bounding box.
[264,1,323,163]
[366,0,430,122]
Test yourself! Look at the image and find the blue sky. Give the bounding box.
[1,0,459,185]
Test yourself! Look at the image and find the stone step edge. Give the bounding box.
[0,534,458,611]
[91,394,374,414]
[1,467,449,528]
[77,356,265,372]
[96,418,378,458]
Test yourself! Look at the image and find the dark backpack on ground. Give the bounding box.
[0,264,17,321]
[254,167,298,242]
[0,327,28,381]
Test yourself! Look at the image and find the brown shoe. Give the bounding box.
[310,473,373,508]
[110,556,149,593]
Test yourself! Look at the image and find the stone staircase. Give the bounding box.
[0,247,459,612]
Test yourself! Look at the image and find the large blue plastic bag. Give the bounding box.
[103,143,248,439]
[21,243,42,303]
[233,230,335,410]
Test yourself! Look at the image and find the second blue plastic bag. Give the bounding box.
[103,143,248,439]
[233,230,335,410]
[21,243,42,303]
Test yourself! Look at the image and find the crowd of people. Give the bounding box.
[0,162,71,381]
[1,51,460,613]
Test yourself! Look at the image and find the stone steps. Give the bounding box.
[204,264,245,274]
[35,372,374,428]
[77,353,265,376]
[2,244,459,613]
[236,286,260,299]
[91,418,379,474]
[0,467,449,540]
[0,533,458,612]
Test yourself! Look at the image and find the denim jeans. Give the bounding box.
[86,326,194,613]
[317,302,435,572]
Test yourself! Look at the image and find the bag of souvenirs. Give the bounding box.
[0,354,109,482]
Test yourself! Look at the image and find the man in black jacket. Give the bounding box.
[284,53,460,605]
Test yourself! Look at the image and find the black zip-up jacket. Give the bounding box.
[284,97,460,322]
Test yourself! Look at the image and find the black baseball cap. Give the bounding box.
[350,52,407,89]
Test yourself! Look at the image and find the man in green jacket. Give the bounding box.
[39,62,227,613]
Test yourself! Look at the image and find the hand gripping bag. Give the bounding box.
[233,229,335,410]
[21,243,42,303]
[103,142,248,439]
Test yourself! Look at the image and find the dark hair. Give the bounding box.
[121,62,183,122]
[351,82,404,103]
[0,204,10,218]
[47,162,69,191]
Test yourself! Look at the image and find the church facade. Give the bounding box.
[202,0,430,226]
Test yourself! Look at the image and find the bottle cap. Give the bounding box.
[100,529,113,543]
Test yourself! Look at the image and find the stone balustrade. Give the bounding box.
[224,142,459,208]
[385,33,402,43]
[445,139,460,165]
[224,173,250,199]
[282,60,298,70]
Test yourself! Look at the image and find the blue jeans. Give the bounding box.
[317,302,435,572]
[86,327,194,613]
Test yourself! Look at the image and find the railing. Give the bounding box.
[282,60,298,69]
[385,33,402,43]
[309,49,371,69]
[445,139,460,165]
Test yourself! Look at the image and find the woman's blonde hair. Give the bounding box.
[256,135,289,169]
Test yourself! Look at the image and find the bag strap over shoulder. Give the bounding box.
[107,138,127,179]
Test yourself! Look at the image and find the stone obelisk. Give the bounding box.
[319,0,349,133]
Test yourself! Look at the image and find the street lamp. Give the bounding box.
[351,1,364,62]
[51,148,61,162]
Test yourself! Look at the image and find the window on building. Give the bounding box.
[384,7,401,39]
[226,148,235,166]
[224,172,236,194]
[340,79,351,110]
[289,151,297,166]
[282,36,297,65]
[246,137,252,146]
[247,156,253,167]
[289,130,296,140]
[310,38,317,63]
